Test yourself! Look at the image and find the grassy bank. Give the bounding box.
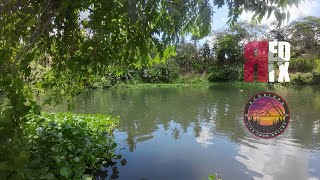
[107,72,316,90]
[112,81,271,89]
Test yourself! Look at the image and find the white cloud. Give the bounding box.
[195,120,215,148]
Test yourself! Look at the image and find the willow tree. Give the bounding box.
[0,0,302,131]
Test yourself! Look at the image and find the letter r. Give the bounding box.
[244,41,268,82]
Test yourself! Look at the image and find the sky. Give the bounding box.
[195,0,320,45]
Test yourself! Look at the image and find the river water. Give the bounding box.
[51,85,320,180]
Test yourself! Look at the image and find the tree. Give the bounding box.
[202,42,211,59]
[214,34,242,65]
[212,20,271,64]
[0,0,302,142]
[231,21,268,44]
[0,0,214,131]
[268,21,289,41]
[208,21,268,82]
[287,16,320,54]
[175,42,197,72]
[0,0,303,177]
[0,1,306,178]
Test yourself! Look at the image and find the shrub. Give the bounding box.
[314,59,320,71]
[290,56,315,73]
[174,74,209,84]
[193,60,205,73]
[208,66,227,82]
[17,112,120,179]
[292,72,314,85]
[208,65,243,82]
[140,61,179,83]
[312,69,320,84]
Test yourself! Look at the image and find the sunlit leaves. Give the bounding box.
[0,3,304,176]
[225,0,302,26]
[0,0,301,117]
[60,167,72,177]
[286,16,320,52]
[22,112,120,179]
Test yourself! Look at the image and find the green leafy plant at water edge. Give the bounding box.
[4,112,119,179]
[204,173,222,180]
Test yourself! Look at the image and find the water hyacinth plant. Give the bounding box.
[19,112,120,179]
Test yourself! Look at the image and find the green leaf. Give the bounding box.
[111,142,117,149]
[120,159,127,166]
[208,174,216,180]
[60,167,72,177]
[45,173,55,179]
[0,161,10,170]
[73,157,81,162]
[26,17,36,27]
[274,9,282,21]
[40,167,49,173]
[73,166,86,177]
[116,155,122,159]
[82,174,92,180]
[51,144,62,153]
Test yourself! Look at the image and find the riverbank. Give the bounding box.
[111,82,271,89]
[91,72,311,90]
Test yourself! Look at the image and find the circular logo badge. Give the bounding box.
[244,92,290,139]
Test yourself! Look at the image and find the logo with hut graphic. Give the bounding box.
[244,92,290,138]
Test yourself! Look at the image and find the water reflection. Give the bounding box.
[49,85,320,179]
[237,137,320,180]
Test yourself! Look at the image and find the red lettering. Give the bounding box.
[244,41,268,82]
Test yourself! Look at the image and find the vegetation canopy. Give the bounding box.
[0,0,303,179]
[0,0,302,121]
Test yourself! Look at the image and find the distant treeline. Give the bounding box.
[88,16,320,87]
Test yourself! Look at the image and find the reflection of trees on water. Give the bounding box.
[279,86,320,148]
[72,85,320,150]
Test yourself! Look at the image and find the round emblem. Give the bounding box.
[244,92,290,139]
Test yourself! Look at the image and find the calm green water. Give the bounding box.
[50,85,320,180]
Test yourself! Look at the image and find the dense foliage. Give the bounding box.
[284,17,320,84]
[207,17,320,84]
[0,0,304,179]
[86,17,320,85]
[0,0,301,124]
[1,112,120,179]
[0,1,213,178]
[207,22,263,82]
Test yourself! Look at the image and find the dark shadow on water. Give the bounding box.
[94,156,127,180]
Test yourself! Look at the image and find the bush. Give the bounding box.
[290,56,315,73]
[140,61,179,83]
[292,72,314,85]
[208,65,243,82]
[193,60,205,73]
[174,74,209,84]
[312,69,320,84]
[8,112,120,179]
